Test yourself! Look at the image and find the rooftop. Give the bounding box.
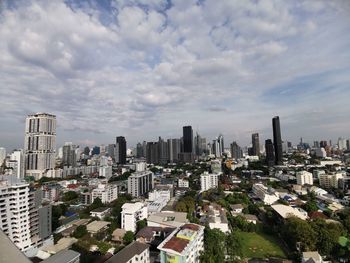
[86,221,110,233]
[271,204,308,220]
[42,249,80,263]
[90,207,110,213]
[162,236,189,253]
[148,211,188,227]
[105,241,149,263]
[0,230,31,263]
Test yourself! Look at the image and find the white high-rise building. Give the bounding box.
[128,171,154,197]
[121,202,148,232]
[0,147,6,165]
[10,150,24,179]
[24,113,56,180]
[200,172,219,192]
[296,171,313,186]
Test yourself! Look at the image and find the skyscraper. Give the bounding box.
[218,134,224,156]
[272,116,283,165]
[183,126,193,153]
[265,139,275,167]
[168,138,181,163]
[230,141,242,159]
[62,142,77,167]
[24,113,56,180]
[158,137,168,164]
[146,142,159,164]
[251,133,260,156]
[116,136,127,164]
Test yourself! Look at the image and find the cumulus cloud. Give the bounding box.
[0,0,350,149]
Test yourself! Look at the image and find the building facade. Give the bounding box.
[128,171,154,197]
[24,113,56,179]
[121,202,148,232]
[200,172,219,192]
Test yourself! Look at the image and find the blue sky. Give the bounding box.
[0,0,349,150]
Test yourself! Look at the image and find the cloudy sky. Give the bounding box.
[0,0,350,150]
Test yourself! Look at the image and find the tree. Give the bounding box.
[123,231,134,245]
[226,231,242,262]
[303,200,318,213]
[282,217,317,252]
[73,225,87,238]
[63,191,79,202]
[136,219,147,232]
[200,228,226,263]
[90,197,103,211]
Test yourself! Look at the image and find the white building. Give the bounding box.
[0,147,6,165]
[296,171,313,186]
[135,162,147,172]
[99,166,112,179]
[178,178,189,188]
[200,172,219,192]
[121,202,148,232]
[208,206,230,233]
[128,171,154,197]
[10,150,24,179]
[319,173,343,189]
[315,148,327,158]
[24,113,56,180]
[148,189,171,202]
[90,207,110,220]
[158,224,204,263]
[252,183,279,205]
[0,176,52,256]
[91,183,118,204]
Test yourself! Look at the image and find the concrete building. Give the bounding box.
[10,150,24,179]
[147,212,188,228]
[128,171,154,197]
[252,183,279,205]
[148,188,171,202]
[207,206,229,233]
[296,171,313,186]
[319,173,343,189]
[90,207,110,220]
[158,224,204,263]
[106,241,150,263]
[0,147,6,165]
[91,184,118,204]
[24,113,56,180]
[0,176,52,256]
[99,166,112,179]
[178,178,189,188]
[200,172,219,192]
[62,142,77,168]
[121,202,148,232]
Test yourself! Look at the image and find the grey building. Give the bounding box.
[168,138,181,163]
[62,143,77,167]
[272,116,283,165]
[116,136,127,164]
[128,171,154,197]
[230,141,243,159]
[146,142,159,164]
[265,139,275,167]
[251,133,260,157]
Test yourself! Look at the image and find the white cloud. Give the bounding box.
[0,0,349,149]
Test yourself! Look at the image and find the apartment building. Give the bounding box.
[200,172,219,192]
[121,202,148,232]
[92,183,118,204]
[128,171,154,197]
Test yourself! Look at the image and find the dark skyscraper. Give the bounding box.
[272,116,283,165]
[230,141,242,159]
[183,126,193,153]
[265,139,275,166]
[251,133,260,156]
[116,136,127,164]
[146,142,159,164]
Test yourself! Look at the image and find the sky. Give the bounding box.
[0,0,350,150]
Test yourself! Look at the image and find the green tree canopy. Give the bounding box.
[123,231,134,245]
[73,225,87,238]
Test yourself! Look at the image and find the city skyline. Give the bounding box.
[1,0,350,149]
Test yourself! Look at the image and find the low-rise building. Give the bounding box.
[105,241,150,263]
[121,202,148,232]
[158,224,204,263]
[42,249,80,263]
[302,251,323,263]
[230,204,244,214]
[271,204,308,221]
[86,221,110,235]
[90,207,110,220]
[148,212,188,228]
[111,228,126,244]
[178,178,189,188]
[252,183,279,205]
[207,206,230,233]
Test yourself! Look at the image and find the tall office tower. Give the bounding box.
[320,141,328,148]
[24,113,56,180]
[83,146,90,156]
[10,150,24,179]
[347,139,350,151]
[200,137,207,155]
[265,139,275,167]
[251,133,260,156]
[212,139,221,157]
[272,116,283,165]
[116,136,127,164]
[338,137,347,150]
[128,171,154,197]
[230,141,243,160]
[107,144,116,159]
[313,141,320,148]
[0,147,6,165]
[136,143,143,158]
[168,138,181,163]
[218,134,224,155]
[62,142,77,167]
[158,137,169,165]
[194,133,201,156]
[183,126,193,153]
[146,142,159,164]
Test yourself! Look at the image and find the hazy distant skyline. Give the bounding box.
[0,0,350,150]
